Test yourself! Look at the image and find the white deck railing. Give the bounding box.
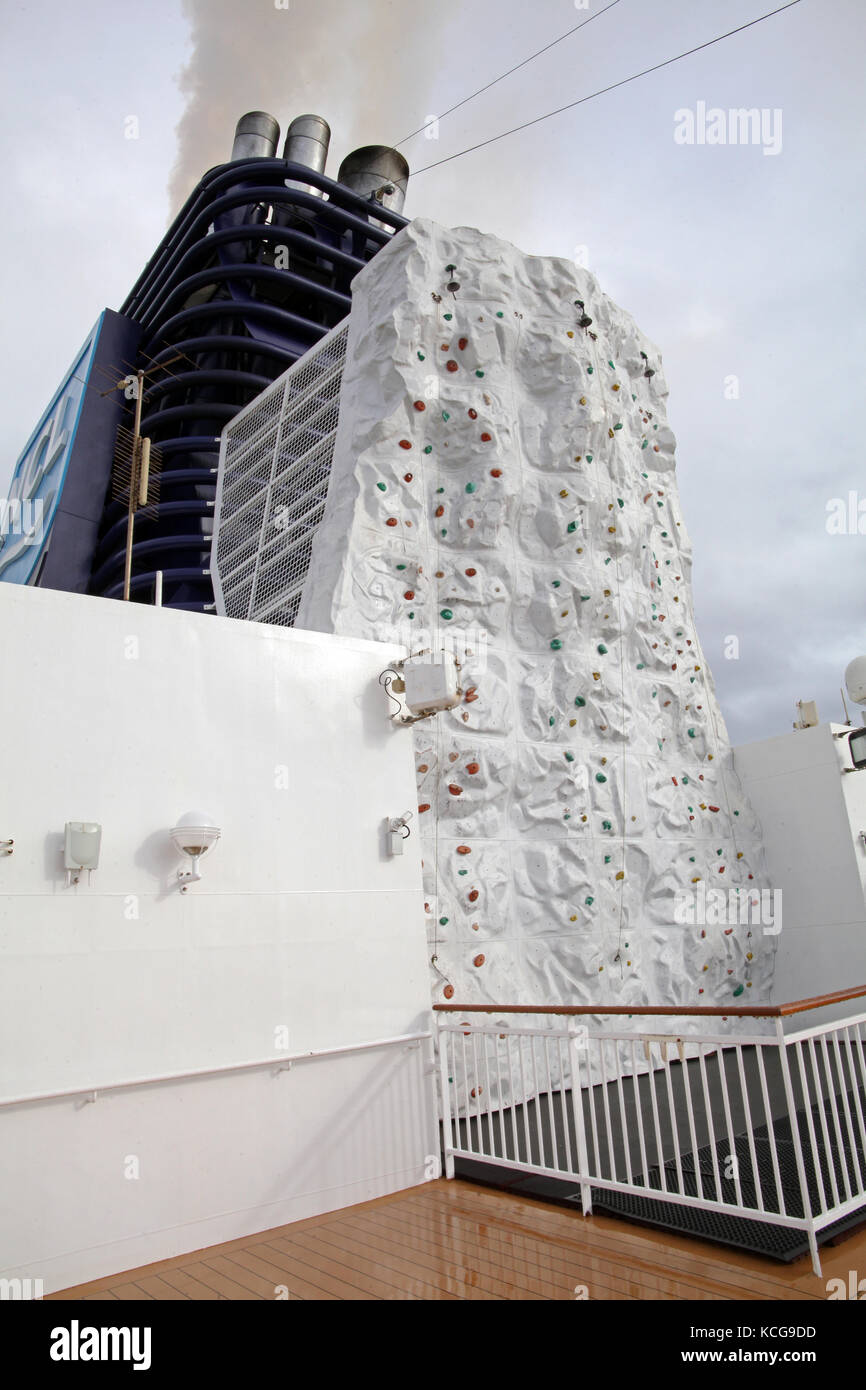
[436,990,866,1278]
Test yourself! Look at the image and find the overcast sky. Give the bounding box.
[1,0,863,745]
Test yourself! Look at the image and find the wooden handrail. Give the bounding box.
[433,983,866,1021]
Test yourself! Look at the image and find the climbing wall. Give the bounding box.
[296,217,774,1013]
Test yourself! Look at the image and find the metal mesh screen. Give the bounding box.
[212,318,349,625]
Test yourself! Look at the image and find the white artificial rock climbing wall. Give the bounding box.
[297,217,774,1015]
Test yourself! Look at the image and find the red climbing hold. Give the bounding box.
[458,337,468,350]
[448,785,463,796]
[404,473,413,482]
[385,517,398,527]
[446,360,459,373]
[399,439,412,450]
[490,468,502,477]
[473,954,485,967]
[468,890,479,903]
[466,762,480,775]
[468,408,477,420]
[465,567,477,577]
[413,400,426,411]
[480,432,492,442]
[418,803,431,813]
[443,984,454,999]
[404,590,415,600]
[457,845,472,855]
[435,505,444,517]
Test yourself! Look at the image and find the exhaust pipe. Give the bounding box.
[283,114,331,191]
[230,111,280,162]
[337,145,409,217]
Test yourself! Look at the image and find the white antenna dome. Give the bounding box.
[844,657,866,705]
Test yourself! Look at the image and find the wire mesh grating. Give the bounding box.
[212,318,350,623]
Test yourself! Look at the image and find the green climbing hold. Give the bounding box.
[549,716,556,727]
[475,370,484,377]
[563,812,571,821]
[439,916,448,925]
[440,609,453,620]
[733,810,739,816]
[567,521,577,534]
[587,366,594,375]
[641,440,648,450]
[687,728,695,739]
[585,896,594,906]
[436,486,444,493]
[408,612,415,620]
[444,313,452,321]
[442,411,450,421]
[604,855,611,864]
[550,639,563,651]
[465,482,476,493]
[376,482,387,492]
[608,360,615,370]
[682,775,689,785]
[564,752,574,762]
[417,351,425,361]
[597,643,608,655]
[586,453,593,462]
[614,422,623,431]
[396,564,406,571]
[636,662,645,670]
[441,529,447,536]
[574,696,586,708]
[733,984,745,998]
[580,594,591,602]
[595,772,607,784]
[602,820,612,831]
[424,445,433,454]
[617,498,624,508]
[458,869,467,875]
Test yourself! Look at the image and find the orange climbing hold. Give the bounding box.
[418,803,431,813]
[466,762,480,775]
[473,954,485,967]
[468,889,479,903]
[399,439,412,449]
[457,845,472,855]
[443,984,454,999]
[448,784,463,796]
[386,517,398,527]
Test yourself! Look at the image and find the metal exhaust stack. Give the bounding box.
[337,145,409,216]
[230,111,280,161]
[283,114,331,191]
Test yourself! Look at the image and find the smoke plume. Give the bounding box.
[169,0,445,211]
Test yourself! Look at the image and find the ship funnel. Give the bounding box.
[230,111,280,161]
[337,145,409,216]
[283,115,331,177]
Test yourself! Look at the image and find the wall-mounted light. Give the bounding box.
[65,822,101,887]
[170,811,221,892]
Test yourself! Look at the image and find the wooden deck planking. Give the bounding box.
[47,1178,864,1302]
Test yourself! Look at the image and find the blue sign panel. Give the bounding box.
[0,321,101,585]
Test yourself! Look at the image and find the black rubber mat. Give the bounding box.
[454,1084,866,1263]
[589,1086,866,1261]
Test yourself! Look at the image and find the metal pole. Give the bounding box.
[123,369,144,602]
